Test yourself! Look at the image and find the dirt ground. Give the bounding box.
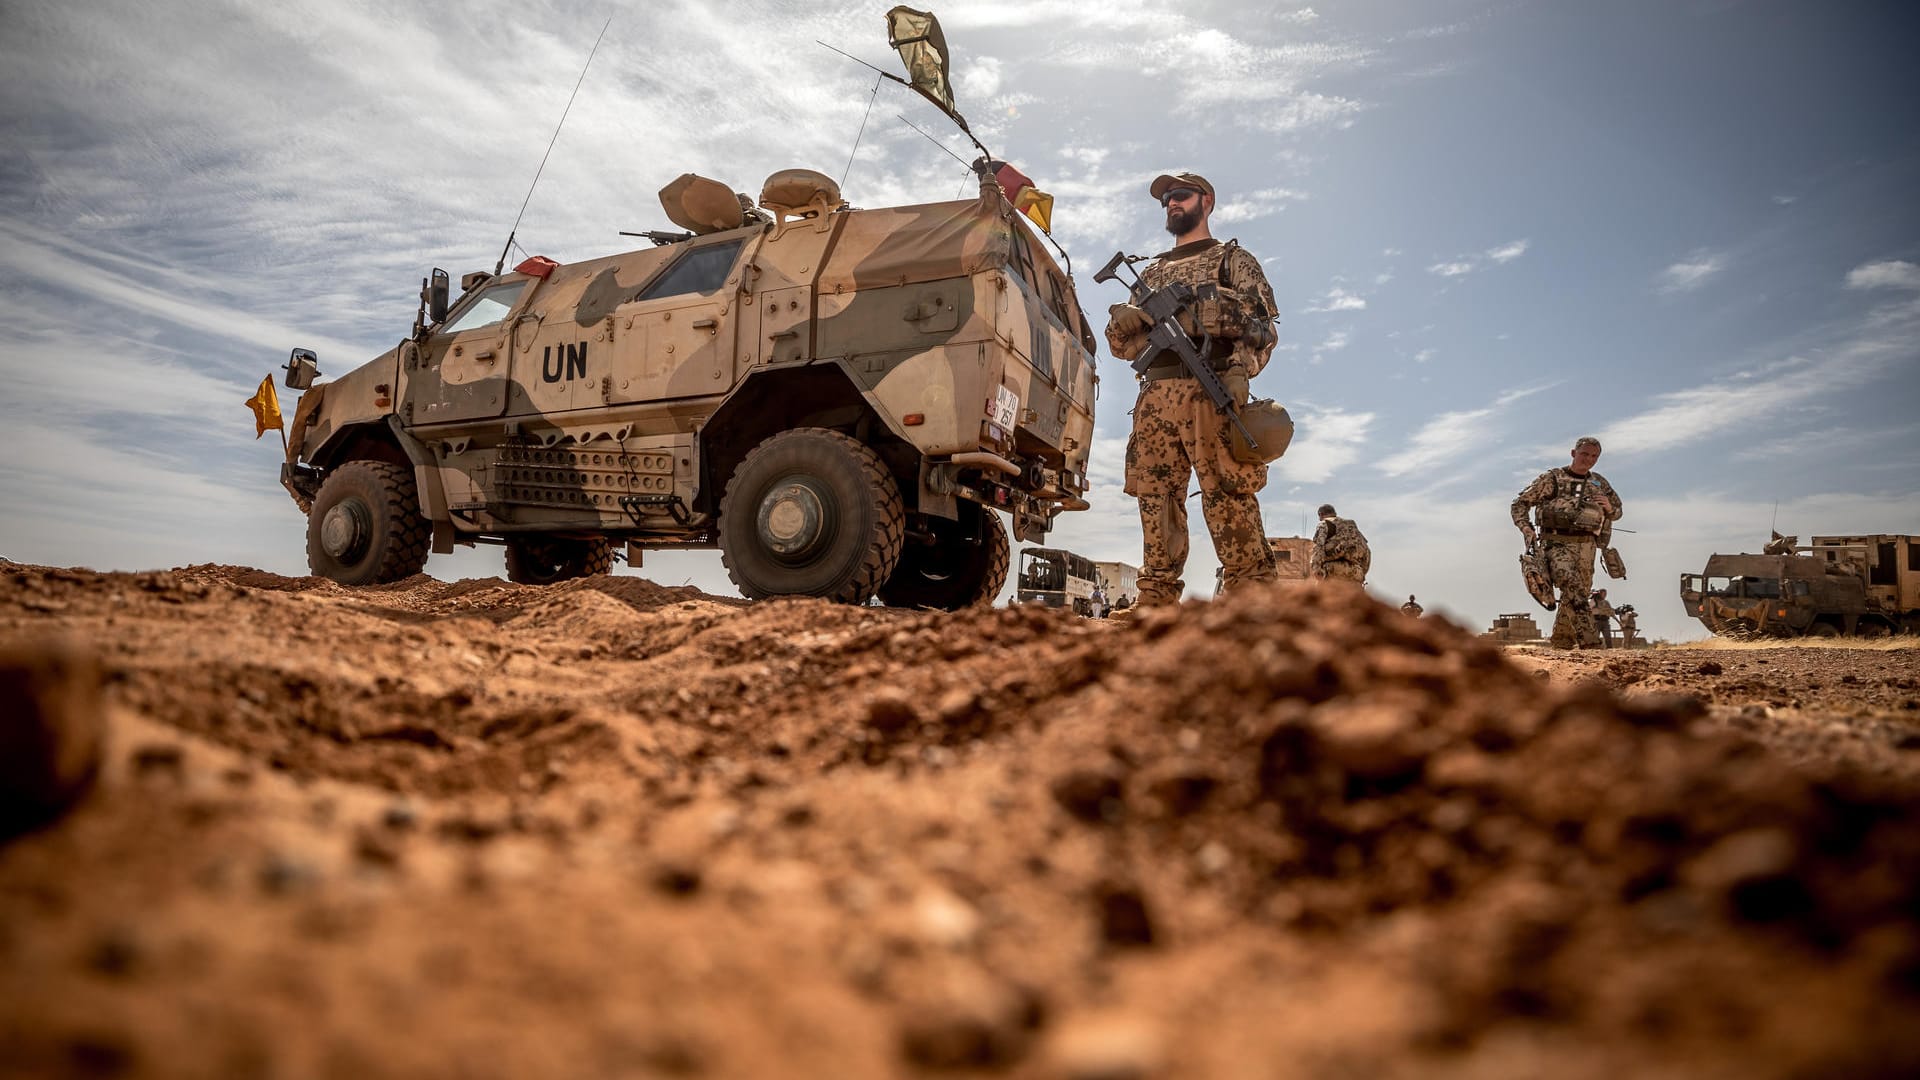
[2,561,1917,1079]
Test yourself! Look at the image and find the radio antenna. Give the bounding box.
[496,15,614,276]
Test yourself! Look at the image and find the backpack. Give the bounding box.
[1321,517,1368,563]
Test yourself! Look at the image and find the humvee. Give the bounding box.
[1680,533,1920,637]
[278,169,1098,608]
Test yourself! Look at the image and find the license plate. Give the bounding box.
[991,385,1019,430]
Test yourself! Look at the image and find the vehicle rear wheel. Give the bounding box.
[1805,621,1839,639]
[719,428,904,604]
[878,509,1009,611]
[1857,618,1893,639]
[504,537,613,586]
[306,461,431,586]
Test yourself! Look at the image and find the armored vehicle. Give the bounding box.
[278,169,1097,608]
[1680,533,1920,637]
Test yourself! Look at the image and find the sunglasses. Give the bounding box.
[1160,187,1202,207]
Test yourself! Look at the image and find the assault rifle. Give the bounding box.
[1094,249,1258,453]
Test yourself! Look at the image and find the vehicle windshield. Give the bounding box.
[442,281,527,334]
[1703,576,1736,596]
[1020,553,1063,590]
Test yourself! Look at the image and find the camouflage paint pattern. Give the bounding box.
[1113,239,1278,376]
[1308,517,1371,582]
[1124,378,1275,604]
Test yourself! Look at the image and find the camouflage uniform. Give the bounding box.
[1308,516,1370,583]
[1110,238,1280,605]
[1590,591,1616,647]
[1510,468,1624,648]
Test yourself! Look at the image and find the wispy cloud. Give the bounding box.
[1213,187,1308,224]
[1485,238,1530,263]
[1593,295,1920,455]
[1374,385,1551,477]
[1427,260,1474,278]
[1657,250,1726,294]
[1274,405,1373,483]
[1303,285,1366,313]
[1845,259,1920,290]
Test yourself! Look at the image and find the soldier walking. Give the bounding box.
[1105,171,1280,606]
[1309,504,1371,583]
[1511,437,1625,649]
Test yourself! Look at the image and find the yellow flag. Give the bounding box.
[246,374,282,440]
[1013,187,1054,234]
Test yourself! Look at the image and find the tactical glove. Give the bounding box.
[1223,367,1250,407]
[1107,303,1150,337]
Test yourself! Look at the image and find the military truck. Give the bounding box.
[1680,534,1920,637]
[1481,612,1545,644]
[1017,547,1099,614]
[277,168,1097,608]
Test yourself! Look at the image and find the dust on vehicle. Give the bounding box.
[1680,533,1920,638]
[277,167,1097,608]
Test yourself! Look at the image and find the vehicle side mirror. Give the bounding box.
[428,268,450,324]
[284,348,320,390]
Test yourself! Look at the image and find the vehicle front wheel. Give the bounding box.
[1805,621,1840,638]
[306,461,431,586]
[505,537,613,586]
[877,508,1009,611]
[719,428,904,603]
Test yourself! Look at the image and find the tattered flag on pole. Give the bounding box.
[246,375,283,440]
[993,161,1055,235]
[886,6,968,132]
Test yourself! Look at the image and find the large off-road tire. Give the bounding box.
[504,537,614,586]
[1805,621,1840,638]
[878,508,1009,611]
[306,461,431,586]
[719,429,904,604]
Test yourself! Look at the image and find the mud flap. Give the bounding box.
[1519,550,1557,611]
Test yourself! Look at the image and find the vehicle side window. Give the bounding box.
[638,239,745,301]
[442,281,527,334]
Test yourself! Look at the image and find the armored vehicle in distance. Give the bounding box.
[1017,547,1099,615]
[1680,533,1920,637]
[279,169,1097,608]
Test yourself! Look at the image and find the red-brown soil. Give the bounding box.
[3,562,1918,1079]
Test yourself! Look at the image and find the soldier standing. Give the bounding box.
[1401,595,1424,617]
[1615,604,1639,646]
[1511,437,1625,649]
[1309,504,1371,583]
[1590,588,1616,647]
[1105,172,1280,606]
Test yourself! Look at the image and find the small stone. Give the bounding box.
[1195,842,1232,876]
[1045,1012,1164,1080]
[131,743,185,778]
[0,642,104,836]
[1050,768,1125,825]
[1311,703,1425,782]
[259,853,319,896]
[912,887,981,949]
[1095,882,1156,948]
[382,802,420,830]
[1696,661,1723,675]
[650,860,703,897]
[864,688,921,735]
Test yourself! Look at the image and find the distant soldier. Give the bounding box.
[1590,588,1616,647]
[1401,595,1423,617]
[1106,171,1281,605]
[1309,504,1371,583]
[1615,604,1639,645]
[1512,436,1624,649]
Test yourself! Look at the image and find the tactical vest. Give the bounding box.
[1140,239,1265,344]
[1533,469,1610,534]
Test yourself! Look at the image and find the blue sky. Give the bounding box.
[1,0,1914,641]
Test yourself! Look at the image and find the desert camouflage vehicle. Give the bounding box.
[1016,546,1099,615]
[1680,533,1920,637]
[278,169,1097,608]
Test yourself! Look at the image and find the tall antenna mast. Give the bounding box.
[496,16,615,275]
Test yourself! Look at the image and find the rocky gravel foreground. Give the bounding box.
[2,563,1918,1079]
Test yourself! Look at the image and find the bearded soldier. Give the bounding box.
[1104,172,1280,606]
[1511,437,1624,649]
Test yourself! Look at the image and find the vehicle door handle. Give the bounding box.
[693,318,717,330]
[768,330,798,341]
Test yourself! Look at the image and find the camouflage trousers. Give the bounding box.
[1125,379,1277,605]
[1318,560,1365,583]
[1542,535,1599,648]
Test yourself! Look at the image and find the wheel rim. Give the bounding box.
[320,499,372,562]
[758,479,831,561]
